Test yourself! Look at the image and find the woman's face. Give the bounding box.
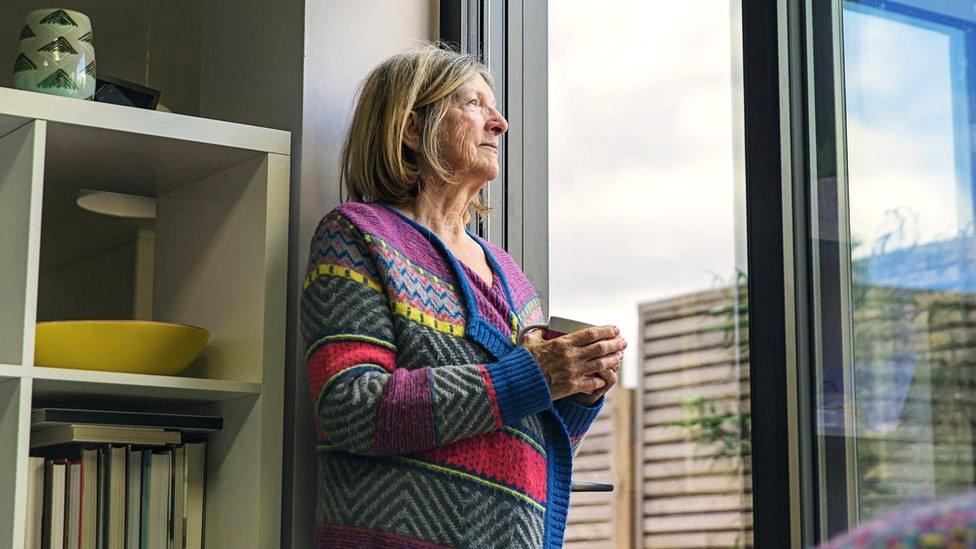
[443,75,509,183]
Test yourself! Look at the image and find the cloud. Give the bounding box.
[549,2,741,388]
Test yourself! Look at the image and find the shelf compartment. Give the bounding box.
[0,121,44,366]
[0,377,32,548]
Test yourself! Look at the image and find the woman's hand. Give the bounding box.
[521,325,627,401]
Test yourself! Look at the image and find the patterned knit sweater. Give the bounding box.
[300,201,603,548]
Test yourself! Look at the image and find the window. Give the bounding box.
[809,0,976,540]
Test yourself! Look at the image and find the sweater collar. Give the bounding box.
[378,202,520,360]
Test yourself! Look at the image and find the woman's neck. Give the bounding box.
[397,183,480,245]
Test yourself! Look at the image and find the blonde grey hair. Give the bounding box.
[339,42,494,220]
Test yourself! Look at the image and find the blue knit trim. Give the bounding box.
[541,411,573,548]
[484,347,551,425]
[553,396,604,437]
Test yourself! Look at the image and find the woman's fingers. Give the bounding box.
[578,336,627,361]
[579,351,624,375]
[578,374,606,394]
[564,325,618,346]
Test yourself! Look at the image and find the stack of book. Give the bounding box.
[23,408,221,549]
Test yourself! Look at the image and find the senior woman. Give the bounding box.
[301,43,627,548]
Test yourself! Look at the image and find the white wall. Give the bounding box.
[282,2,438,546]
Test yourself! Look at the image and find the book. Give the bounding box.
[42,459,66,549]
[64,462,81,549]
[139,450,151,549]
[95,447,107,549]
[126,450,142,549]
[171,446,186,549]
[32,408,222,433]
[147,451,171,549]
[105,446,126,549]
[25,457,45,549]
[183,441,206,549]
[31,425,181,449]
[80,448,98,549]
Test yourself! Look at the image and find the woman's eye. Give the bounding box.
[468,99,480,106]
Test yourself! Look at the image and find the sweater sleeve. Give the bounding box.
[301,211,552,456]
[554,395,604,457]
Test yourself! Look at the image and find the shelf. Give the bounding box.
[0,86,288,154]
[0,86,290,198]
[27,366,261,405]
[0,364,24,382]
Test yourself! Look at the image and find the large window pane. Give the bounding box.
[548,2,751,547]
[811,0,976,539]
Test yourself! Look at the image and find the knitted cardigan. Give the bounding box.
[301,201,603,548]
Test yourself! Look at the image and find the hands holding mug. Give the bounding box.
[521,325,627,405]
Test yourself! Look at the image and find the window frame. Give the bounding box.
[441,0,551,311]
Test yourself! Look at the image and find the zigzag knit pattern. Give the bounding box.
[301,202,604,548]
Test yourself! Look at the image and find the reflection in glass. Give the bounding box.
[813,0,976,539]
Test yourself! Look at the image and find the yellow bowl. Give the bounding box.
[35,320,209,375]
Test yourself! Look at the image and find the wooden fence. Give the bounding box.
[636,288,752,548]
[566,387,634,548]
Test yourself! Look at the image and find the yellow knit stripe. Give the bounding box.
[396,457,546,511]
[502,426,546,456]
[509,313,520,344]
[305,334,396,359]
[303,263,383,293]
[392,301,465,337]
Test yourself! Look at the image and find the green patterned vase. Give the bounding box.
[12,8,95,100]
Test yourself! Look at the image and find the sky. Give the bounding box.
[547,2,742,388]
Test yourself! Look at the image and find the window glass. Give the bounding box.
[549,2,751,546]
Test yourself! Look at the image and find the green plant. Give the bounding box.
[668,396,752,476]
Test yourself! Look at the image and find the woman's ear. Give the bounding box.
[402,111,421,152]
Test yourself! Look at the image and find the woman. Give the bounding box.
[301,43,627,548]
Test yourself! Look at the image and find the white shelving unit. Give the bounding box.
[0,86,289,549]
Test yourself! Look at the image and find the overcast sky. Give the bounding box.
[548,2,742,387]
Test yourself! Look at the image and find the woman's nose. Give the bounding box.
[487,109,509,135]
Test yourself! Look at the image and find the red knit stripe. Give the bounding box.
[417,431,548,504]
[477,364,503,428]
[307,342,396,404]
[315,524,449,548]
[307,342,396,443]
